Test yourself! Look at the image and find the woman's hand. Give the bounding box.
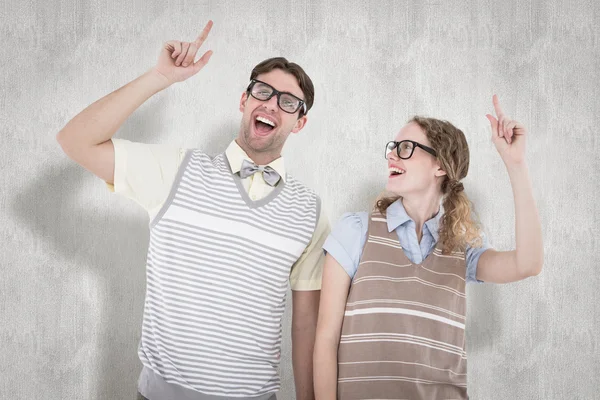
[485,94,528,167]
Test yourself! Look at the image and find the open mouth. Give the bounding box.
[388,167,406,177]
[254,115,277,135]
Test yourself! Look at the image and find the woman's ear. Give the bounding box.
[435,161,447,177]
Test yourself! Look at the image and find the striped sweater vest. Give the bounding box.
[337,210,468,400]
[139,150,320,398]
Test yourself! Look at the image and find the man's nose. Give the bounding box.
[264,94,279,112]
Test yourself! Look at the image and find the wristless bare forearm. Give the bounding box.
[313,344,338,400]
[57,68,170,148]
[507,162,543,275]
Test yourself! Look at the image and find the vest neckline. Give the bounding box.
[224,154,287,209]
[370,211,444,267]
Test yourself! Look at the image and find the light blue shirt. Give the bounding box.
[323,199,492,283]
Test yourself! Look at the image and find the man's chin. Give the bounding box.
[241,130,273,152]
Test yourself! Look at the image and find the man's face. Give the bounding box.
[238,68,307,156]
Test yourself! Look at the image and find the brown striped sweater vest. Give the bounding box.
[337,211,468,400]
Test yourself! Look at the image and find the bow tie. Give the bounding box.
[239,159,281,187]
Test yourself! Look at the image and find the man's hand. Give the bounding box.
[56,22,214,183]
[153,20,214,86]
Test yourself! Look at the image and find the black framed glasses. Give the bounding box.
[246,79,307,115]
[385,140,437,160]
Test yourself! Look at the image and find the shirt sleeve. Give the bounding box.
[289,205,331,291]
[465,231,493,284]
[105,138,187,219]
[322,212,369,280]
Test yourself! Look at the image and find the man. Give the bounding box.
[57,21,329,400]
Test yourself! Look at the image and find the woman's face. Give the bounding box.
[385,122,445,197]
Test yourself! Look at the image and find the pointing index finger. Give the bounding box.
[194,20,213,47]
[492,94,505,118]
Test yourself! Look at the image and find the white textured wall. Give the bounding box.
[2,0,599,399]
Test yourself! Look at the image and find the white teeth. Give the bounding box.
[256,116,276,127]
[388,167,405,175]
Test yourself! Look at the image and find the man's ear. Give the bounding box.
[291,115,308,134]
[239,92,248,113]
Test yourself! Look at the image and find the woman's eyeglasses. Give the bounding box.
[385,140,437,160]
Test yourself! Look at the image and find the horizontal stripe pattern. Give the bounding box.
[346,299,466,321]
[337,211,468,399]
[343,307,466,329]
[139,150,318,397]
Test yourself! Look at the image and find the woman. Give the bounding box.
[313,95,543,399]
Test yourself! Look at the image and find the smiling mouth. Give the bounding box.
[254,115,276,135]
[389,167,406,177]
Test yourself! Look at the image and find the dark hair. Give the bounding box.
[250,57,314,118]
[376,116,483,253]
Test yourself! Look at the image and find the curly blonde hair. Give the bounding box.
[376,116,482,253]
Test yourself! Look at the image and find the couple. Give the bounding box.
[57,21,543,400]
